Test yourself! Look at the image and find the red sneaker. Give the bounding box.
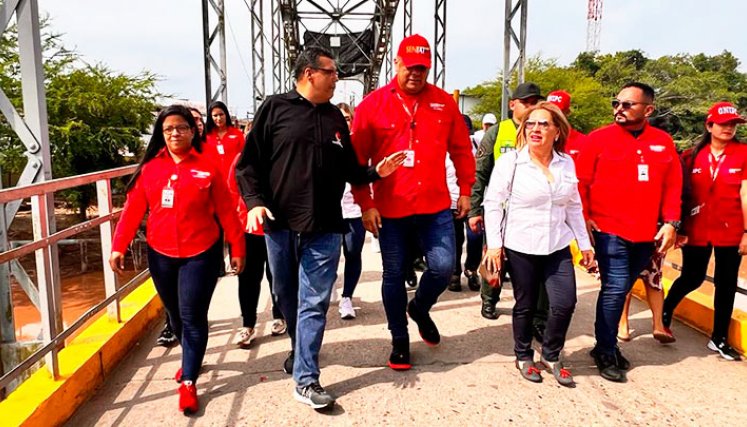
[178,382,198,414]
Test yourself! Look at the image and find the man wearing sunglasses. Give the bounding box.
[468,82,546,325]
[576,82,683,383]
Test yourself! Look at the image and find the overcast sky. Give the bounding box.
[36,1,747,117]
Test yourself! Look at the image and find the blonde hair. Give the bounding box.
[515,101,571,154]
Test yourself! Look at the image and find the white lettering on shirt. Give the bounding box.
[650,145,665,152]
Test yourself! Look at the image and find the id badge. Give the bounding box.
[161,188,175,208]
[637,164,649,182]
[216,144,225,155]
[403,149,415,168]
[690,204,702,216]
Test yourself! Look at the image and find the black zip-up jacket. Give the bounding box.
[236,90,379,233]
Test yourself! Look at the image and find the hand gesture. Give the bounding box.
[375,151,408,178]
[247,206,275,233]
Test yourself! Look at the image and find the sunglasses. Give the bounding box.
[524,120,553,131]
[312,67,338,76]
[611,99,648,110]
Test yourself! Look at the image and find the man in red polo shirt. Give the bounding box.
[351,34,475,371]
[576,81,682,383]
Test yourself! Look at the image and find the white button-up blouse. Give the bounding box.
[483,147,592,255]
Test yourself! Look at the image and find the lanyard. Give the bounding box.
[394,92,418,149]
[708,152,725,182]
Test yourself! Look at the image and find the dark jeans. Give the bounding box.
[238,233,283,328]
[265,230,341,387]
[379,209,455,340]
[664,245,741,342]
[453,214,483,275]
[506,247,577,361]
[148,241,222,382]
[593,231,655,355]
[342,218,366,298]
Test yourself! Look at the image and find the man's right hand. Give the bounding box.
[247,206,275,233]
[468,215,483,233]
[362,208,382,237]
[586,219,599,246]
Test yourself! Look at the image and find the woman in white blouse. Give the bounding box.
[483,102,594,387]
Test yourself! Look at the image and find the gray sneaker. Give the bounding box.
[294,382,335,409]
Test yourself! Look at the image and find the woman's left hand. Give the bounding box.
[230,256,246,274]
[739,234,747,256]
[375,151,408,177]
[580,250,595,268]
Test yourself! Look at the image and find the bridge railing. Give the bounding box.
[0,165,150,396]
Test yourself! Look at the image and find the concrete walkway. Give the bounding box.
[68,241,747,426]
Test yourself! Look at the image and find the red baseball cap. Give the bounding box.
[547,90,571,113]
[397,34,432,68]
[706,101,746,124]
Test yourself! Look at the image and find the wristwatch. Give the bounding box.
[665,220,681,231]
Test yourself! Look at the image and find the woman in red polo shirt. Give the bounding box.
[203,101,244,175]
[663,101,747,361]
[109,105,245,413]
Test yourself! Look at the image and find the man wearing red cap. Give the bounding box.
[546,90,587,163]
[576,81,683,382]
[351,34,475,370]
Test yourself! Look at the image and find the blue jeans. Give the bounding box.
[342,218,366,298]
[379,209,455,340]
[148,241,222,382]
[593,231,654,355]
[265,230,342,387]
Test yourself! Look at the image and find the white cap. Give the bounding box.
[482,113,497,125]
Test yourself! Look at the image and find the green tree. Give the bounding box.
[0,20,159,217]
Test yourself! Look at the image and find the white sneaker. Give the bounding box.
[236,327,256,348]
[339,297,356,319]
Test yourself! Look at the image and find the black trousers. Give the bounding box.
[505,246,577,361]
[663,245,741,342]
[238,233,283,327]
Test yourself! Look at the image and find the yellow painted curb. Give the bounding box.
[631,278,747,354]
[0,279,163,427]
[571,241,746,353]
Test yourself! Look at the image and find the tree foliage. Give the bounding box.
[0,20,159,216]
[464,50,747,145]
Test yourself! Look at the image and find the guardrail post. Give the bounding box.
[96,179,120,322]
[30,194,59,378]
[0,168,15,344]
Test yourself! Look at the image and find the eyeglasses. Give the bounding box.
[163,124,192,135]
[312,67,338,76]
[524,120,553,131]
[611,99,648,110]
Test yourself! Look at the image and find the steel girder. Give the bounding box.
[278,1,399,94]
[433,0,446,88]
[501,0,527,120]
[202,0,228,106]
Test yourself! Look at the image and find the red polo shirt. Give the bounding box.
[576,123,682,242]
[112,148,245,258]
[565,128,587,165]
[203,126,245,178]
[350,79,475,218]
[684,142,747,246]
[227,153,263,236]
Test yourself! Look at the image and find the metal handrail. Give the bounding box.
[0,164,146,396]
[0,165,136,203]
[0,269,150,391]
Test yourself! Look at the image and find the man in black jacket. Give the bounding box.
[236,46,404,409]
